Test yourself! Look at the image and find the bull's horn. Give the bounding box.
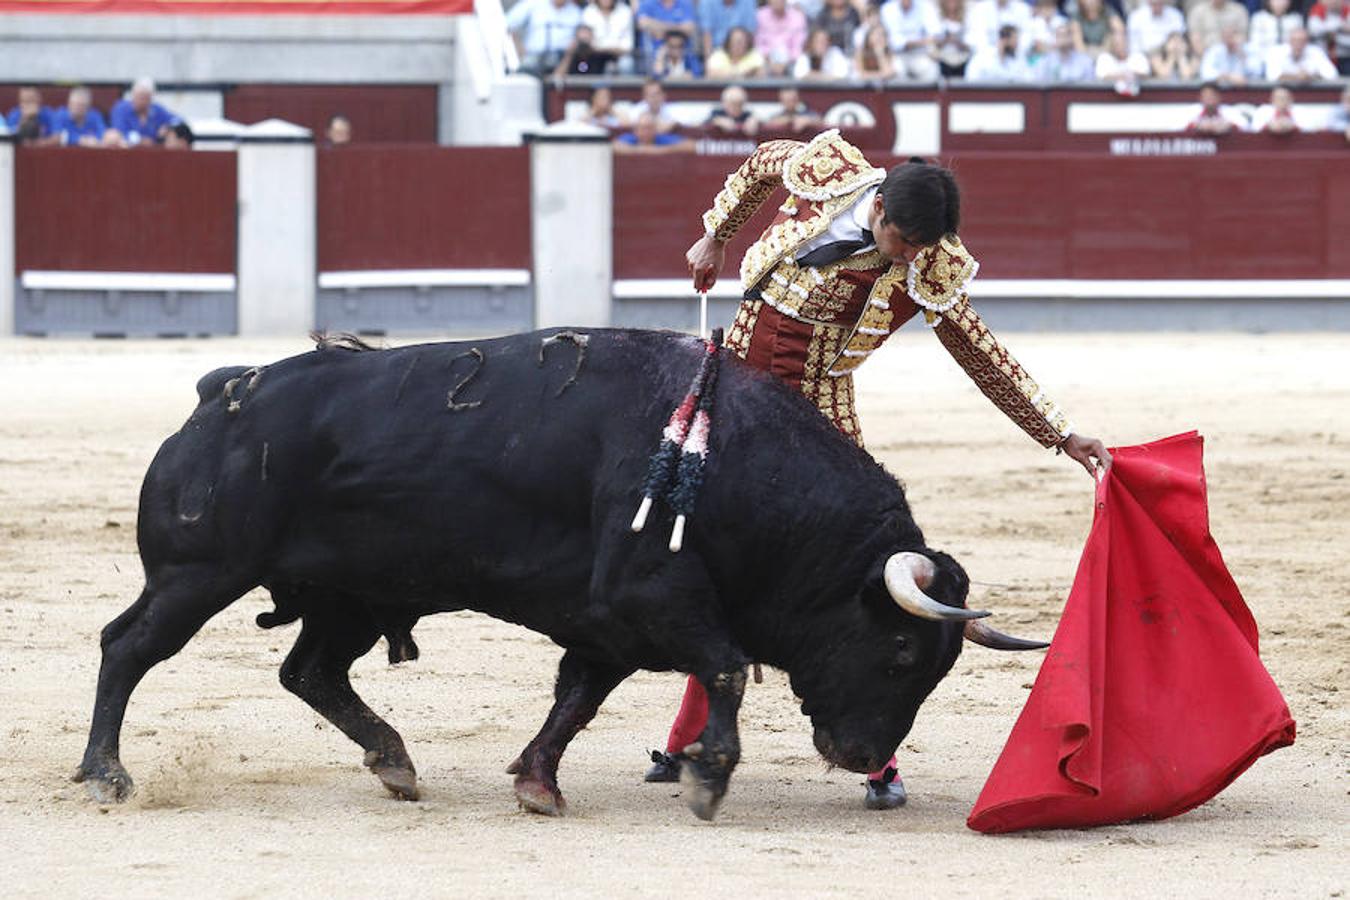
[963,620,1050,651]
[884,552,989,621]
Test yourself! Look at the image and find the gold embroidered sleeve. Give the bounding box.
[932,296,1074,448]
[701,140,802,243]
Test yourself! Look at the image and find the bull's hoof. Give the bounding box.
[73,762,134,804]
[513,775,566,816]
[364,750,419,801]
[863,774,907,811]
[678,764,724,822]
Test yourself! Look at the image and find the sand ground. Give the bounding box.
[0,331,1345,899]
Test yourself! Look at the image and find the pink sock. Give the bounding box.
[868,755,900,782]
[665,674,709,754]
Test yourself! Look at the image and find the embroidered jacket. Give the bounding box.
[703,129,1073,449]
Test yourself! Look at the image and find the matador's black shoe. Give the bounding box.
[644,750,683,783]
[863,767,908,810]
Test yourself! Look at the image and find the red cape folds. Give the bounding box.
[967,432,1295,834]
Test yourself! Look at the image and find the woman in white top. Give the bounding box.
[1248,0,1304,58]
[795,26,854,78]
[582,0,636,74]
[1096,28,1151,82]
[933,0,974,76]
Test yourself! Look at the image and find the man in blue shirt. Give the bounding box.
[51,86,108,147]
[5,86,57,145]
[613,112,693,153]
[507,0,585,74]
[109,77,180,146]
[637,0,699,72]
[698,0,758,57]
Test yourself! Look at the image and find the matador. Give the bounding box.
[643,129,1112,810]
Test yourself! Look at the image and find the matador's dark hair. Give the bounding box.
[877,157,961,247]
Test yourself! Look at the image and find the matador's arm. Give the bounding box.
[700,140,803,243]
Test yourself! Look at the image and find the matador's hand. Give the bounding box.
[1060,433,1112,477]
[687,234,726,292]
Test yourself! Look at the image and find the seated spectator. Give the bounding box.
[764,86,823,130]
[634,78,679,133]
[1248,0,1303,60]
[326,114,352,147]
[706,84,761,135]
[699,0,758,57]
[638,0,699,72]
[5,86,57,145]
[966,23,1033,79]
[1326,83,1350,138]
[881,0,941,79]
[756,0,810,76]
[816,0,863,50]
[854,22,901,77]
[51,86,106,147]
[795,26,854,77]
[706,26,768,77]
[1199,24,1263,82]
[932,0,974,76]
[1266,27,1339,80]
[1185,81,1246,133]
[966,0,1032,51]
[1307,0,1350,75]
[1025,0,1068,64]
[1072,0,1123,57]
[614,111,695,153]
[1186,0,1247,56]
[506,0,583,75]
[1150,30,1201,79]
[1250,85,1299,132]
[555,24,619,75]
[1126,0,1184,56]
[163,121,195,150]
[852,2,883,49]
[650,29,704,77]
[1096,28,1152,84]
[108,78,181,147]
[1034,22,1096,80]
[583,0,637,74]
[583,86,629,129]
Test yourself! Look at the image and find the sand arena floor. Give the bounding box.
[0,331,1345,898]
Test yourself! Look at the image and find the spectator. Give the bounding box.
[764,85,823,130]
[816,0,864,50]
[966,23,1033,78]
[706,84,761,134]
[506,0,584,74]
[1025,0,1069,64]
[582,86,628,128]
[614,111,695,152]
[1307,0,1350,74]
[163,121,195,150]
[1127,0,1185,55]
[1250,85,1300,132]
[854,22,902,76]
[650,29,704,76]
[881,0,941,78]
[1034,22,1097,80]
[1248,0,1303,59]
[699,0,758,57]
[1185,81,1246,132]
[634,78,679,132]
[852,2,883,48]
[1072,0,1123,56]
[1151,30,1201,78]
[796,25,854,76]
[583,0,637,74]
[1186,0,1248,55]
[967,0,1032,50]
[5,86,57,145]
[932,0,974,75]
[1326,83,1350,138]
[1200,23,1263,81]
[637,0,699,71]
[555,25,617,75]
[108,78,180,147]
[1266,26,1339,79]
[326,114,352,146]
[707,26,769,77]
[51,86,106,147]
[1096,28,1152,83]
[756,0,810,75]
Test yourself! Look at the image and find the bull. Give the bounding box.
[74,329,1044,820]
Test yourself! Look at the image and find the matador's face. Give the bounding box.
[868,196,929,265]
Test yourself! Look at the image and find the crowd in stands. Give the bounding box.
[2,79,194,148]
[506,0,1350,85]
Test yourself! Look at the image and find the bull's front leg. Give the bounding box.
[679,666,747,821]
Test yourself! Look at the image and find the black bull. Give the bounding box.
[75,328,1042,820]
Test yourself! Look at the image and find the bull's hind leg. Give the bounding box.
[74,564,250,803]
[279,607,419,800]
[506,649,630,816]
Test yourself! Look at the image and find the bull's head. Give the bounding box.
[789,550,1045,774]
